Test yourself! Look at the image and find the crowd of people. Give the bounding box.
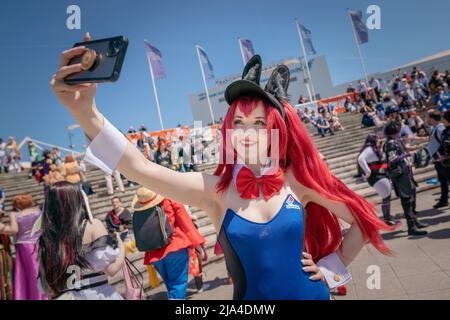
[22,145,95,196]
[0,137,22,174]
[353,67,450,236]
[1,53,449,301]
[1,118,219,197]
[357,109,450,235]
[125,124,217,173]
[346,69,449,130]
[295,67,450,238]
[297,103,345,138]
[0,126,219,301]
[0,181,214,300]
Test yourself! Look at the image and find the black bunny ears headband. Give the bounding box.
[224,55,290,120]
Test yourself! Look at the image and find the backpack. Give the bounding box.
[413,148,430,168]
[81,181,95,195]
[437,128,450,167]
[132,204,174,252]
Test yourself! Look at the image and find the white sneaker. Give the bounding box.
[197,283,210,293]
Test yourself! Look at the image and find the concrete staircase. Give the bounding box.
[0,110,440,297]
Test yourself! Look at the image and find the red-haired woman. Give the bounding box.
[50,34,394,299]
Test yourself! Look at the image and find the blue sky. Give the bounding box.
[1,0,449,156]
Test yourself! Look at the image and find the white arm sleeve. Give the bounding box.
[357,147,372,176]
[83,118,128,176]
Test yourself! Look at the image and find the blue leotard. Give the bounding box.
[218,193,330,300]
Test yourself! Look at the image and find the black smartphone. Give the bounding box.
[64,36,128,85]
[120,230,128,242]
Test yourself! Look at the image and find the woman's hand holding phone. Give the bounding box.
[50,32,104,141]
[50,32,97,113]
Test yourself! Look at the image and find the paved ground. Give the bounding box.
[145,187,450,300]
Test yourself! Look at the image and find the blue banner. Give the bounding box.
[298,23,317,55]
[144,40,166,79]
[197,45,214,79]
[239,39,255,64]
[348,9,369,44]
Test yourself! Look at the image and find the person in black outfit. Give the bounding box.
[429,70,444,94]
[105,196,133,240]
[430,110,450,208]
[316,113,335,137]
[384,121,428,236]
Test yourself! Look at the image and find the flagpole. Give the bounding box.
[295,18,316,102]
[195,44,215,125]
[347,10,369,84]
[237,37,246,65]
[303,77,313,103]
[145,40,164,130]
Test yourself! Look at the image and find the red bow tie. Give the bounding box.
[235,166,284,201]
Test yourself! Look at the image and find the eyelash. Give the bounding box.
[233,120,266,126]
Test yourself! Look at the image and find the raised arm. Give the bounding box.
[118,139,220,207]
[50,33,222,219]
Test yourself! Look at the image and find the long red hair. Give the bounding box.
[214,96,393,261]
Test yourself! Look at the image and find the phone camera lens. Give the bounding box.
[107,39,123,57]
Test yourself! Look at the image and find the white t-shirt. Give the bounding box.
[358,147,381,176]
[0,142,6,157]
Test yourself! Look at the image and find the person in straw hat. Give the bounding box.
[131,187,205,300]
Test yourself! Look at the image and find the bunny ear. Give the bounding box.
[242,55,262,84]
[264,65,290,102]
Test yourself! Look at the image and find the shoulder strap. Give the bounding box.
[81,219,89,239]
[124,257,146,297]
[156,202,166,215]
[156,203,172,236]
[302,204,307,252]
[125,257,144,282]
[286,187,307,253]
[434,126,442,144]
